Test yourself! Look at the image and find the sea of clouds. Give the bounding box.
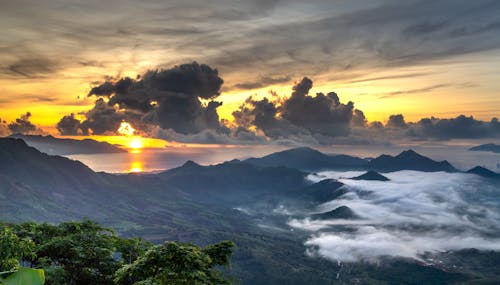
[288,171,500,262]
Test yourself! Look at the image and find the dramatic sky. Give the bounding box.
[1,0,499,145]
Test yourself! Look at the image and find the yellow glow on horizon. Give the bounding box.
[129,138,143,150]
[129,161,143,173]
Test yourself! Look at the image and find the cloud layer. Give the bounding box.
[53,63,500,145]
[290,171,500,262]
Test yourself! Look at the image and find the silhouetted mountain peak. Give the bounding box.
[8,134,125,155]
[466,166,499,178]
[311,206,360,220]
[397,149,420,158]
[182,160,201,168]
[469,143,500,153]
[367,150,457,173]
[245,147,367,171]
[351,171,390,181]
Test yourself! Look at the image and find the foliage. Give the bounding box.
[0,267,45,285]
[0,220,235,285]
[114,241,234,285]
[0,227,34,271]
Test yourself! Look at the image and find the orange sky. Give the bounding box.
[1,1,500,136]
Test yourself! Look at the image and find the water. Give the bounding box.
[65,141,500,173]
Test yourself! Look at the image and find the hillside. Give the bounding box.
[244,147,368,171]
[367,150,457,172]
[8,134,126,155]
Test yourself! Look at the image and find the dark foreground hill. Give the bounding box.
[8,134,126,155]
[1,138,498,284]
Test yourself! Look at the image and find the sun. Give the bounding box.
[129,138,143,149]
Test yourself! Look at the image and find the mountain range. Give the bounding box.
[469,143,500,153]
[1,138,498,284]
[8,134,126,155]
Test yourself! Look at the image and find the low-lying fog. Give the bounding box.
[288,171,500,262]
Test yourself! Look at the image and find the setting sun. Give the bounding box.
[129,138,143,149]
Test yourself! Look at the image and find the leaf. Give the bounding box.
[0,267,45,285]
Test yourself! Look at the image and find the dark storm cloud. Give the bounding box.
[408,115,500,139]
[232,77,357,142]
[59,62,227,135]
[281,77,353,137]
[57,113,86,136]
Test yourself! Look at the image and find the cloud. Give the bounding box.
[0,118,8,137]
[6,58,59,78]
[58,62,229,136]
[378,84,451,99]
[408,115,500,139]
[386,114,407,129]
[3,1,500,90]
[7,112,44,135]
[56,113,86,136]
[232,77,358,143]
[231,75,291,90]
[290,171,500,262]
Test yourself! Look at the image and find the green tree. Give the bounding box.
[0,227,34,271]
[114,241,235,285]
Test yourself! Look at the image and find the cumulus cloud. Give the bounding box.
[232,77,358,143]
[290,171,500,262]
[0,118,8,136]
[7,112,44,135]
[408,115,500,139]
[386,114,407,129]
[56,113,85,135]
[56,63,500,144]
[58,62,228,136]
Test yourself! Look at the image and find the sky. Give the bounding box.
[1,0,500,145]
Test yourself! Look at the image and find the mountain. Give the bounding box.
[311,206,360,220]
[244,146,368,171]
[469,143,500,153]
[298,179,346,203]
[367,150,457,172]
[8,134,126,155]
[351,171,390,181]
[158,159,307,204]
[466,166,500,179]
[2,138,497,284]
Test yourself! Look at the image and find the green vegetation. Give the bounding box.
[0,220,234,285]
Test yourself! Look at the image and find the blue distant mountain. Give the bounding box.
[351,170,390,181]
[246,147,458,173]
[8,134,126,155]
[468,143,500,153]
[244,146,368,171]
[366,149,457,173]
[466,166,500,179]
